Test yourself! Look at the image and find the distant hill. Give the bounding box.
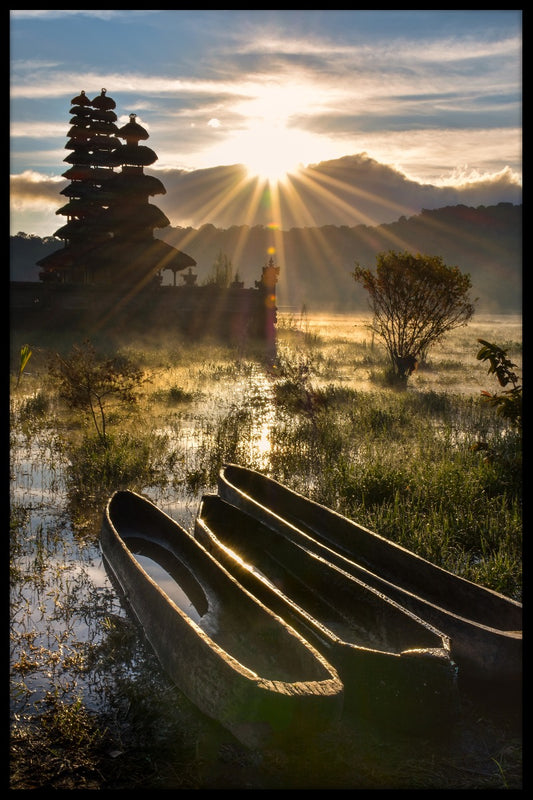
[10,234,59,282]
[10,203,522,313]
[159,203,522,313]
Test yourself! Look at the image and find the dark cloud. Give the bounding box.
[11,153,521,235]
[10,172,67,204]
[154,153,521,229]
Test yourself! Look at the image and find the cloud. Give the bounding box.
[10,10,153,21]
[10,155,521,237]
[134,154,519,231]
[10,170,65,207]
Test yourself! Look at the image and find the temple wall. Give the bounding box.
[10,281,276,341]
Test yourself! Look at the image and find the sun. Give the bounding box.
[239,124,305,185]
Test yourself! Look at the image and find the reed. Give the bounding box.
[267,380,521,600]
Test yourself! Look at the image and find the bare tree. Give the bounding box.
[203,250,234,287]
[353,251,475,379]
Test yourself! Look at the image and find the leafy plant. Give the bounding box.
[477,339,522,430]
[353,251,475,379]
[16,344,32,388]
[48,340,147,446]
[272,347,329,420]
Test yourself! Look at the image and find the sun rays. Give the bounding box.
[159,154,449,314]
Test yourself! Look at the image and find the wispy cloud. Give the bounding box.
[10,10,154,21]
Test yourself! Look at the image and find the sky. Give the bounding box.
[10,9,522,237]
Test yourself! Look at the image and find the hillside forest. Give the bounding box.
[10,203,521,314]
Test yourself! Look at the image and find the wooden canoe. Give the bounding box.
[217,464,522,688]
[100,490,344,750]
[195,494,459,733]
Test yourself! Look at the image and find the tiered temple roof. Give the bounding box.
[38,90,196,285]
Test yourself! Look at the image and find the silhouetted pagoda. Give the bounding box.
[13,88,279,344]
[37,89,196,285]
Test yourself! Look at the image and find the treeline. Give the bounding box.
[10,203,522,313]
[10,234,59,282]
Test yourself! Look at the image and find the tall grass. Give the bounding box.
[265,361,521,600]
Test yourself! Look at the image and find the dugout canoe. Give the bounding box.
[217,464,522,687]
[100,490,344,750]
[195,494,459,733]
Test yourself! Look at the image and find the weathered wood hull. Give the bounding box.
[100,490,344,750]
[195,494,460,734]
[217,464,522,687]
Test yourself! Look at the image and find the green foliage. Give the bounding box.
[272,347,331,420]
[167,385,195,404]
[477,339,522,430]
[67,431,171,503]
[152,384,196,405]
[353,251,475,378]
[41,692,105,749]
[48,340,147,445]
[267,380,521,601]
[16,390,51,428]
[189,402,261,489]
[16,344,32,388]
[10,323,522,789]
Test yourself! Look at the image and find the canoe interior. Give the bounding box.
[196,494,462,732]
[121,536,208,625]
[196,494,447,656]
[219,464,522,633]
[104,490,338,687]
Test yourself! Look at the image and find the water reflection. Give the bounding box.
[125,537,207,624]
[9,361,277,721]
[154,362,276,477]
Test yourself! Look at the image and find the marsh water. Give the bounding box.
[125,541,208,625]
[10,312,522,789]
